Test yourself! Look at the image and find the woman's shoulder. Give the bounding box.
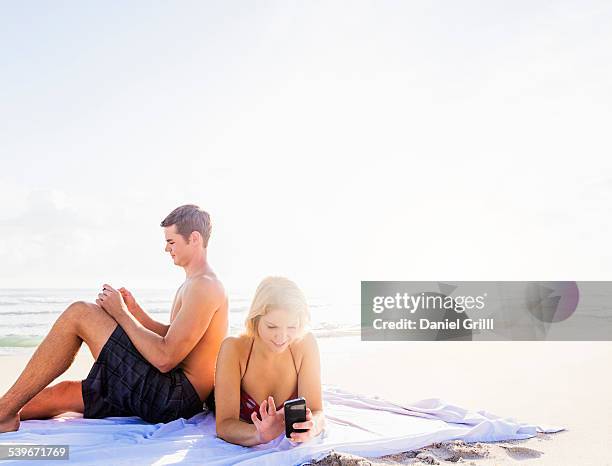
[219,335,252,359]
[290,331,319,354]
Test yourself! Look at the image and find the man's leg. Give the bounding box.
[0,301,117,432]
[19,381,84,420]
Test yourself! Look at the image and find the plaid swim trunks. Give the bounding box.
[82,325,204,424]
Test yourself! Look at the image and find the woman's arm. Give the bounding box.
[290,332,326,442]
[214,338,285,446]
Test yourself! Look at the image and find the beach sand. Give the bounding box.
[1,338,610,465]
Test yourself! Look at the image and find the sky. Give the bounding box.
[1,1,611,304]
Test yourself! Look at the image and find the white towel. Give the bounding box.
[0,386,562,465]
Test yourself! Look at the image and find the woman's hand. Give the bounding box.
[289,408,325,443]
[118,287,138,314]
[251,396,285,444]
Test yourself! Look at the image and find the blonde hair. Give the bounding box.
[244,277,310,338]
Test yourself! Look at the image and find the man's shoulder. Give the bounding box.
[176,276,227,318]
[183,275,226,300]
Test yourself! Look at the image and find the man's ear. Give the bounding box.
[190,231,202,246]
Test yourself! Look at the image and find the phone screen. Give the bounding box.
[284,397,307,438]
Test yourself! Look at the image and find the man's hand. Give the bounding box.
[97,284,129,319]
[119,287,138,314]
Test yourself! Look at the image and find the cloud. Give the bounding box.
[0,189,118,286]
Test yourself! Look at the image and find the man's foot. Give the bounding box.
[0,413,20,433]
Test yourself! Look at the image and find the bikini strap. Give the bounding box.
[241,338,298,380]
[288,345,298,376]
[241,337,255,380]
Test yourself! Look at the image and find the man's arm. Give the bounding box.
[119,288,170,337]
[130,305,170,337]
[99,281,222,373]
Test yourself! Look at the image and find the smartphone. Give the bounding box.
[284,397,307,438]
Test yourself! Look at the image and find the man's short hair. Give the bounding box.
[160,204,212,248]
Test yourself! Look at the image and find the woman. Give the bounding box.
[215,277,325,446]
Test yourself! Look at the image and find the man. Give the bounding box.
[0,204,228,432]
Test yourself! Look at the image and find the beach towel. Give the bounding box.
[0,386,563,465]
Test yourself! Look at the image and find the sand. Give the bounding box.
[1,338,611,465]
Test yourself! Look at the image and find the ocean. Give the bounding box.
[0,289,360,355]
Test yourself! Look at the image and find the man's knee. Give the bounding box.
[62,301,110,330]
[64,301,117,352]
[64,300,101,317]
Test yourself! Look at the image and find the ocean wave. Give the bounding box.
[0,322,47,328]
[311,322,361,337]
[0,334,43,348]
[0,307,172,316]
[134,300,173,306]
[0,310,64,316]
[311,327,361,337]
[229,305,248,314]
[0,297,73,305]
